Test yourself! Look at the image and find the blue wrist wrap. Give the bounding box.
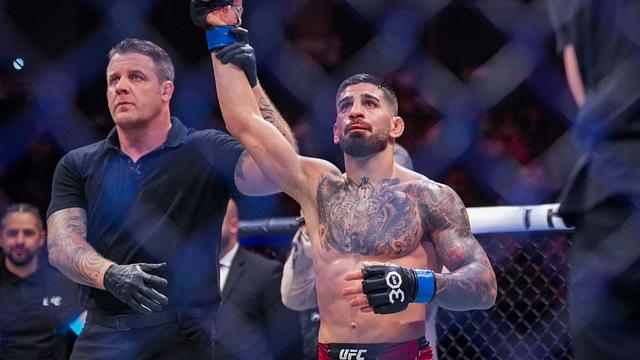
[206,26,236,50]
[414,269,436,303]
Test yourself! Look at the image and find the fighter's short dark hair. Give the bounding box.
[336,73,398,115]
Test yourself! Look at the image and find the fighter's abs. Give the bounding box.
[317,175,425,256]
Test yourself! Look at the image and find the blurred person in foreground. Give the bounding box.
[0,203,82,360]
[216,198,303,359]
[192,2,497,358]
[548,0,640,359]
[45,2,297,358]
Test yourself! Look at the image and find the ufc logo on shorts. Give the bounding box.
[339,349,367,360]
[386,270,405,303]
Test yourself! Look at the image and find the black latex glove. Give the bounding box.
[190,0,233,29]
[103,263,169,313]
[361,264,418,314]
[215,27,258,87]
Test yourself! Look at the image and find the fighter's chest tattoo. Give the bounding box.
[316,175,425,256]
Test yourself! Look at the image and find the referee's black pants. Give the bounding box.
[71,308,216,360]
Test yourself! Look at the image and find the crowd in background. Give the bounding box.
[0,1,579,358]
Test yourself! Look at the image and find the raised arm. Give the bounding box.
[47,208,113,289]
[214,27,299,152]
[190,1,308,202]
[213,26,299,153]
[428,185,497,310]
[253,84,299,152]
[209,58,307,203]
[214,32,302,195]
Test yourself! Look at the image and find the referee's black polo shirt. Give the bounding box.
[47,117,244,314]
[0,255,82,360]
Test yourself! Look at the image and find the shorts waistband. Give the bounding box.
[319,336,431,360]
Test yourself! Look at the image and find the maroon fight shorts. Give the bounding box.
[318,336,433,360]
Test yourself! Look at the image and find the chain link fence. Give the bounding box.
[437,232,572,360]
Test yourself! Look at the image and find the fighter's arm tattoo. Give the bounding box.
[47,208,114,289]
[253,86,299,152]
[233,89,298,190]
[426,185,497,310]
[234,150,250,182]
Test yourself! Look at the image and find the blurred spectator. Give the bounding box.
[216,199,303,360]
[0,203,82,360]
[287,1,344,70]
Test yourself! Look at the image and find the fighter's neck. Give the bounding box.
[117,116,172,162]
[343,151,395,184]
[5,256,38,279]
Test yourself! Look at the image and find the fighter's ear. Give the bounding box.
[333,122,340,144]
[390,116,404,139]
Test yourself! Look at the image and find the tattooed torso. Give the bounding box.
[316,174,433,257]
[312,170,495,343]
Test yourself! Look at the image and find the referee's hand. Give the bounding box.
[103,263,169,313]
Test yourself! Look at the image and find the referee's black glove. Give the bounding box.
[216,28,258,87]
[103,263,169,313]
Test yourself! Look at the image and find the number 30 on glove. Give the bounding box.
[361,264,436,314]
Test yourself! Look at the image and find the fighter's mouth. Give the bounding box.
[346,124,370,133]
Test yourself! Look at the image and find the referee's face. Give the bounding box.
[0,213,45,267]
[106,52,171,131]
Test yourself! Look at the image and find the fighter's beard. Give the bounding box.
[340,131,388,157]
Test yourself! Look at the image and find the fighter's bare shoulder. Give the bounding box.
[394,165,455,199]
[393,166,468,229]
[300,156,342,184]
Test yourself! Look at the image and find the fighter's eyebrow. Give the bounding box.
[361,93,381,102]
[337,95,354,108]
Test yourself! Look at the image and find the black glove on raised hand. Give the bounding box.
[103,263,169,313]
[190,0,241,50]
[215,27,257,87]
[190,0,233,29]
[361,264,437,314]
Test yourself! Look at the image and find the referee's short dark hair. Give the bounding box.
[108,38,175,82]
